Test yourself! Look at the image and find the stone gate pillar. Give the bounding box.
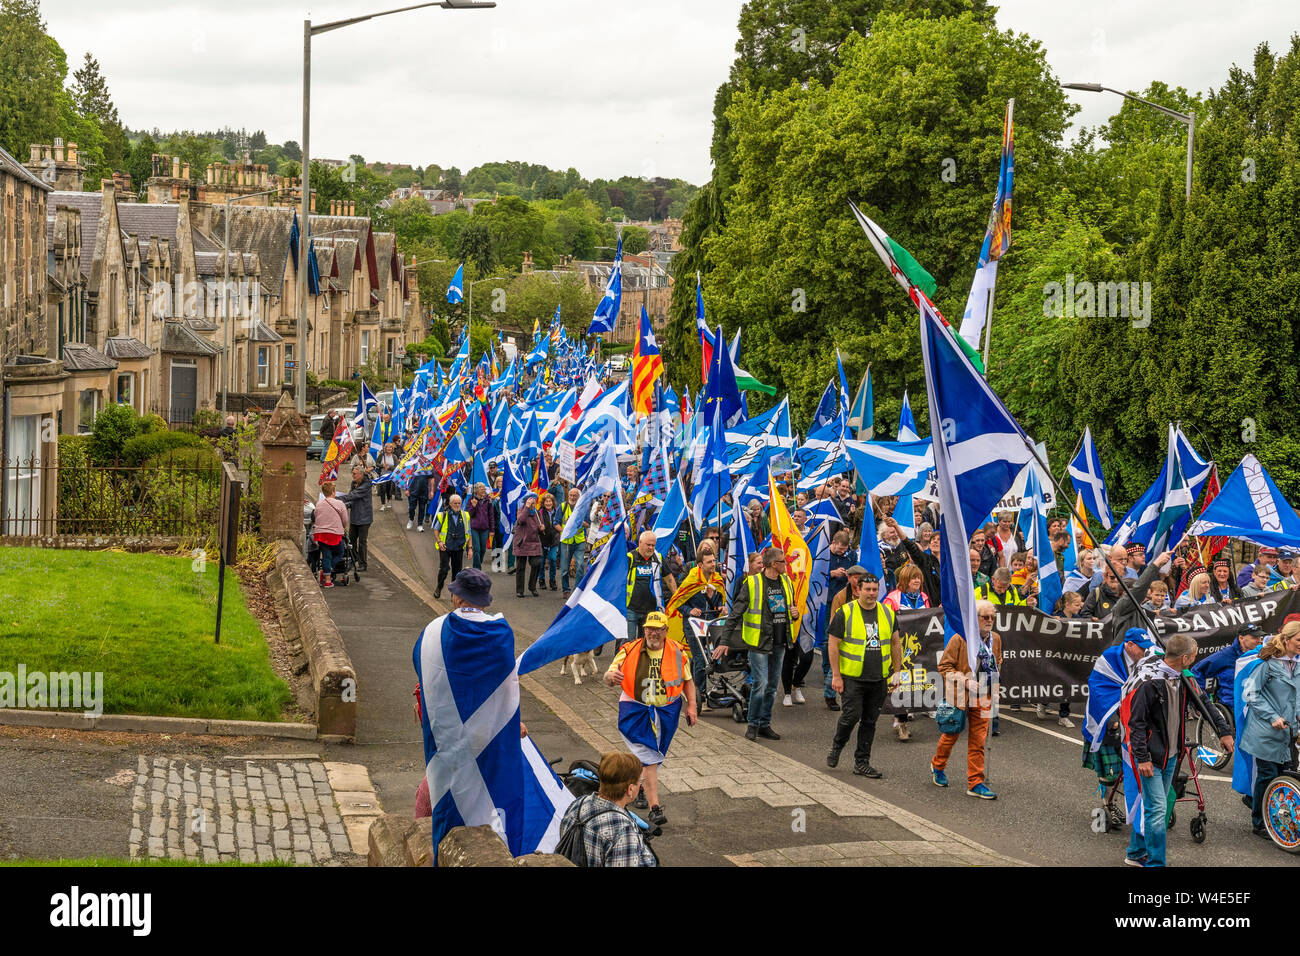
[259,390,309,547]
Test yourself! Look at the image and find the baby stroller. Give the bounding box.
[555,758,660,840]
[700,619,751,724]
[303,499,359,586]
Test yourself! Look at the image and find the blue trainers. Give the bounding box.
[967,783,997,800]
[931,767,948,788]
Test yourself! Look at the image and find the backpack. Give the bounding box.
[555,797,624,867]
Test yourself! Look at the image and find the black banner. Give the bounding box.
[886,588,1300,709]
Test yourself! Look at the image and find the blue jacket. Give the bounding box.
[1240,656,1300,765]
[1191,638,1247,707]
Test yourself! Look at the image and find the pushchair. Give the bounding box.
[555,758,661,840]
[699,618,751,724]
[303,499,359,586]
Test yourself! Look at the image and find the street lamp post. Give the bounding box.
[1061,82,1194,199]
[297,0,496,414]
[222,188,282,415]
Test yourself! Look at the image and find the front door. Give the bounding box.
[171,364,197,424]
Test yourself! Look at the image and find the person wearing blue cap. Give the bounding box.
[1082,628,1157,791]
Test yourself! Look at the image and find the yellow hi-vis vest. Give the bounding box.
[976,582,1025,606]
[836,600,896,680]
[741,573,799,648]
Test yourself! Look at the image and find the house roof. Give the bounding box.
[117,204,220,253]
[104,336,154,360]
[186,315,219,333]
[317,236,358,292]
[0,144,52,192]
[373,231,396,300]
[62,342,118,371]
[247,320,283,343]
[210,205,295,292]
[50,191,105,278]
[161,320,221,356]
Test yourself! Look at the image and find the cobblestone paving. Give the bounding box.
[128,756,377,864]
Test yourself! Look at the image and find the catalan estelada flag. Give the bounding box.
[632,305,663,414]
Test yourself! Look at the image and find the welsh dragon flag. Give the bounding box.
[849,200,986,373]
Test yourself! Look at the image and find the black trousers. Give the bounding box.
[348,523,370,568]
[437,547,463,590]
[832,677,887,764]
[515,555,541,595]
[781,644,815,693]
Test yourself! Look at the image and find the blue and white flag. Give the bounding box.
[1084,643,1135,753]
[1187,453,1300,549]
[897,390,918,442]
[561,436,620,539]
[353,379,378,431]
[1150,441,1193,554]
[803,498,846,530]
[1020,465,1061,614]
[518,528,629,671]
[446,262,464,304]
[725,397,794,476]
[703,323,746,429]
[858,503,883,578]
[847,367,874,440]
[801,523,832,652]
[919,296,1032,667]
[587,236,622,336]
[652,475,689,561]
[499,452,530,547]
[1069,426,1113,530]
[1232,649,1265,797]
[691,402,732,531]
[726,496,757,604]
[414,608,573,862]
[1107,425,1212,550]
[843,439,934,497]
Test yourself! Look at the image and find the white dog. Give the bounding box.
[559,651,599,685]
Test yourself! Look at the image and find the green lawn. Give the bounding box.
[0,548,292,721]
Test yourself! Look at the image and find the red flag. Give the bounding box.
[1195,464,1227,566]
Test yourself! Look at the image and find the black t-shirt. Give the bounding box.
[628,555,658,612]
[764,576,790,647]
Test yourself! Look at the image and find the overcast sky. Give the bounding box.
[40,0,1299,186]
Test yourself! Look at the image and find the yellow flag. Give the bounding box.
[1073,491,1095,549]
[768,472,812,620]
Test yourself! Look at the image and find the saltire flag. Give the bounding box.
[517,527,630,672]
[897,390,918,442]
[1150,443,1193,554]
[353,379,378,433]
[959,99,1015,351]
[514,410,544,470]
[531,313,541,344]
[319,416,357,484]
[803,498,846,530]
[857,497,884,578]
[812,379,841,431]
[726,494,757,603]
[768,469,813,625]
[446,262,464,304]
[498,452,530,548]
[1232,649,1265,798]
[587,236,622,336]
[850,199,985,372]
[691,402,732,531]
[1019,465,1061,614]
[631,305,664,414]
[633,442,670,513]
[919,295,1032,670]
[847,367,875,441]
[795,420,852,492]
[560,435,620,540]
[1118,653,1184,830]
[733,455,773,511]
[1069,426,1113,530]
[1106,425,1212,549]
[413,607,573,863]
[695,273,715,388]
[524,331,549,371]
[651,474,689,561]
[801,523,833,652]
[1187,453,1300,550]
[724,396,794,476]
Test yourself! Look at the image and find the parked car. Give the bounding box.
[307,415,327,460]
[608,353,630,371]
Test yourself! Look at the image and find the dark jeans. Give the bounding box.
[471,528,490,569]
[625,608,650,648]
[1252,758,1285,830]
[542,545,560,585]
[318,539,343,575]
[437,548,463,590]
[515,555,541,595]
[832,676,887,765]
[408,495,428,525]
[781,644,815,694]
[348,523,370,568]
[747,643,786,730]
[560,541,587,590]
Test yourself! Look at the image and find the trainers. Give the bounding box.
[633,789,648,810]
[967,783,997,800]
[853,763,883,779]
[648,805,667,827]
[826,748,841,769]
[757,726,781,740]
[825,697,841,711]
[322,577,334,589]
[744,726,757,741]
[406,520,413,530]
[1057,716,1075,728]
[931,767,948,788]
[434,586,442,599]
[792,688,806,704]
[417,525,424,532]
[1036,703,1049,719]
[896,722,911,741]
[1124,856,1149,867]
[782,694,793,707]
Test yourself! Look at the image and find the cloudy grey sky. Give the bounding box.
[40,0,1298,185]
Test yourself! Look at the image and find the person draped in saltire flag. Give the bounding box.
[603,610,697,829]
[1118,633,1232,868]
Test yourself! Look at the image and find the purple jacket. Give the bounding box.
[468,495,495,532]
[512,510,543,557]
